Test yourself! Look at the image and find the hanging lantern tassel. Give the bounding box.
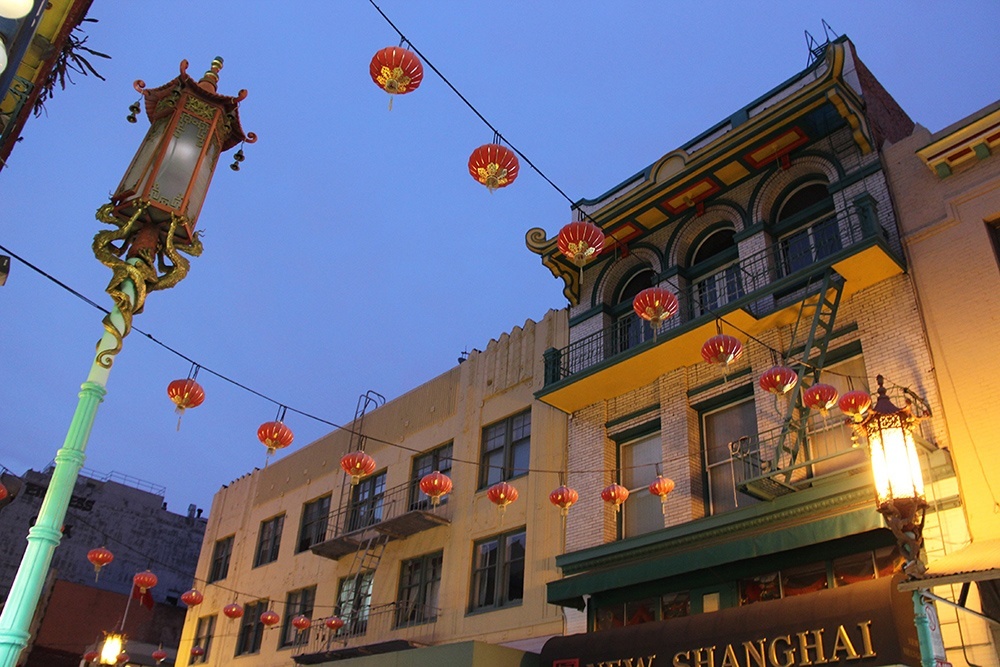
[557,221,605,287]
[167,374,205,431]
[648,475,676,517]
[419,471,453,507]
[701,322,744,380]
[633,287,680,340]
[549,484,579,518]
[487,481,518,520]
[369,45,424,110]
[258,406,294,457]
[601,482,629,513]
[468,142,519,193]
[340,450,377,485]
[803,383,839,418]
[87,546,114,582]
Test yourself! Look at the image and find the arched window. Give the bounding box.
[689,227,742,317]
[612,269,655,354]
[774,180,839,276]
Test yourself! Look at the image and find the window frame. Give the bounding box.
[619,432,663,538]
[336,571,375,635]
[297,495,331,553]
[207,536,233,583]
[396,551,443,627]
[700,393,759,516]
[191,614,215,664]
[253,514,285,568]
[234,599,268,657]
[478,410,531,489]
[279,585,316,648]
[469,527,526,612]
[347,470,387,532]
[410,443,453,510]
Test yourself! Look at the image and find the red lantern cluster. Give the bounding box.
[340,450,377,485]
[557,222,605,268]
[87,546,114,581]
[549,485,579,517]
[759,365,798,396]
[181,588,204,606]
[116,652,130,664]
[258,420,294,455]
[633,287,679,330]
[260,609,280,627]
[838,389,872,422]
[191,646,206,658]
[649,475,676,516]
[223,602,245,619]
[601,483,629,512]
[83,650,99,663]
[487,481,518,514]
[134,570,158,594]
[167,378,205,412]
[419,471,453,507]
[803,383,839,414]
[469,143,519,192]
[369,46,424,107]
[324,616,345,631]
[152,648,168,664]
[701,333,744,368]
[292,614,312,631]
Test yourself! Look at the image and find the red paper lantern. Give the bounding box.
[87,546,114,581]
[419,471,453,507]
[548,485,579,516]
[759,365,798,396]
[557,222,605,268]
[324,616,345,631]
[181,588,204,606]
[839,389,872,422]
[601,483,629,512]
[633,287,679,330]
[649,475,676,516]
[84,651,99,663]
[468,143,519,192]
[292,614,312,631]
[191,646,205,657]
[369,46,424,106]
[340,450,377,485]
[152,648,168,664]
[116,653,129,664]
[701,334,743,367]
[487,481,518,514]
[260,609,280,627]
[223,602,244,619]
[804,383,839,414]
[258,420,294,455]
[167,378,205,411]
[0,482,8,502]
[133,570,158,594]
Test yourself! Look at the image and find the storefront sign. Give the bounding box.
[542,576,920,667]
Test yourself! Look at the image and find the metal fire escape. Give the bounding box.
[739,269,844,500]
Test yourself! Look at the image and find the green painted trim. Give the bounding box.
[826,161,881,194]
[974,143,991,160]
[934,163,952,178]
[610,419,662,445]
[548,476,881,606]
[734,222,765,243]
[686,370,753,402]
[568,304,611,327]
[605,403,661,430]
[657,265,681,282]
[665,210,696,265]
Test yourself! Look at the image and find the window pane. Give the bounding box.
[622,434,662,537]
[782,562,828,597]
[661,592,690,619]
[834,552,875,587]
[624,598,657,626]
[504,532,526,603]
[808,355,869,477]
[480,412,531,487]
[704,399,758,515]
[739,573,780,605]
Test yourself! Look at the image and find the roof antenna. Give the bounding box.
[804,20,839,67]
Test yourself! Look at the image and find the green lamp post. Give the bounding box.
[0,57,254,667]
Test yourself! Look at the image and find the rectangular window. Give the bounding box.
[191,615,215,664]
[396,551,443,627]
[234,599,267,656]
[337,571,374,635]
[297,495,331,553]
[470,528,526,611]
[410,443,453,509]
[703,397,758,515]
[254,515,285,567]
[620,433,662,538]
[807,354,869,477]
[479,411,531,488]
[280,586,316,648]
[207,536,233,583]
[347,472,386,532]
[987,219,1000,270]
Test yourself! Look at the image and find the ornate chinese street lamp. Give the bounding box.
[857,375,935,667]
[0,58,253,667]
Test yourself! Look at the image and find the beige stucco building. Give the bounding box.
[175,309,568,667]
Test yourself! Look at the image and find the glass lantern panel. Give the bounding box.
[116,117,168,204]
[149,112,209,214]
[185,139,220,226]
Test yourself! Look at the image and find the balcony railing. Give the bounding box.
[292,602,441,664]
[544,203,893,387]
[310,481,452,559]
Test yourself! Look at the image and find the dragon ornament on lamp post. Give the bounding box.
[0,57,254,667]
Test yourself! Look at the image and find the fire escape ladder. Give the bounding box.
[774,270,844,479]
[334,391,387,533]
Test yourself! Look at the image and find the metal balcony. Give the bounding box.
[292,602,442,664]
[310,481,451,560]
[539,201,904,412]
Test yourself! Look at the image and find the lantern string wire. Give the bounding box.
[0,240,933,479]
